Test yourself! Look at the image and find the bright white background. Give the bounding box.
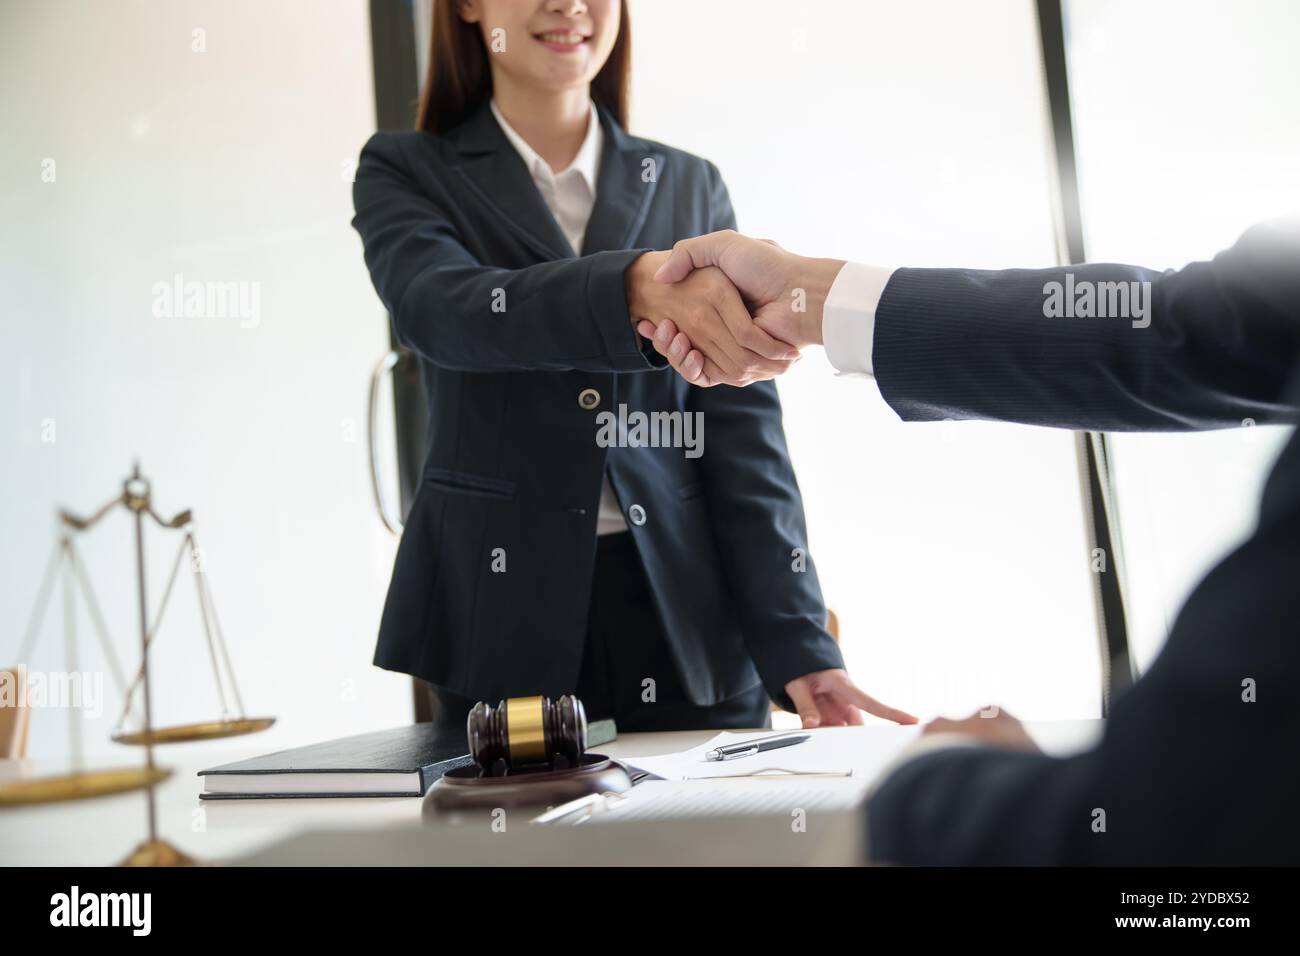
[1065,0,1300,673]
[1,0,409,762]
[5,0,1295,771]
[629,0,1102,721]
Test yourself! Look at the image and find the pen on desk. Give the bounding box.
[705,732,811,761]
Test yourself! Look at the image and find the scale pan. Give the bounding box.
[112,716,276,745]
[0,766,172,807]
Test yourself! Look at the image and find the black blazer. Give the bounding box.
[351,104,841,709]
[866,220,1300,864]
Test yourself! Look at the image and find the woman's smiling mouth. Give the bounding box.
[533,30,588,52]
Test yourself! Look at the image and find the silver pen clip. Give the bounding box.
[705,744,759,761]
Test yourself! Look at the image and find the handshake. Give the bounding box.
[624,230,847,387]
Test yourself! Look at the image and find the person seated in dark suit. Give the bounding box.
[638,218,1300,864]
[351,0,915,735]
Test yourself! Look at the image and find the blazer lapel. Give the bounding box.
[451,103,576,261]
[582,107,665,254]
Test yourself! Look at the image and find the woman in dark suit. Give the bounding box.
[351,0,914,733]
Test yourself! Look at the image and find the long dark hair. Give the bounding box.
[416,0,631,134]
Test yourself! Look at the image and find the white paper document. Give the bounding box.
[534,721,1104,827]
[567,777,870,825]
[624,725,922,782]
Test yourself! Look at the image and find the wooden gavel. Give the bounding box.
[467,695,588,773]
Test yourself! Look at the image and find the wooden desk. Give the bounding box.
[0,721,1103,866]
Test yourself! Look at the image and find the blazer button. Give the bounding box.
[628,503,647,526]
[577,388,601,410]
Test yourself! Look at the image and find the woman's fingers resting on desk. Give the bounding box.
[785,668,919,728]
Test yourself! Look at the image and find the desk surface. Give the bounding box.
[0,729,725,865]
[0,720,1103,866]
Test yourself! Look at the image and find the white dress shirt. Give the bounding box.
[490,99,628,535]
[822,262,898,377]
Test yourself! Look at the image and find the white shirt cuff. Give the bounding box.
[822,262,896,377]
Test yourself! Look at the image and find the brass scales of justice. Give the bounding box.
[1,464,274,865]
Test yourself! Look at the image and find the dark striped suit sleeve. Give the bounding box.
[873,219,1300,431]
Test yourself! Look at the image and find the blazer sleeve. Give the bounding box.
[351,131,665,374]
[874,218,1300,430]
[687,163,844,709]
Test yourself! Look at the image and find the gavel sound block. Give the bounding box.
[424,695,632,814]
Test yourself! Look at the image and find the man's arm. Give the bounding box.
[647,219,1300,428]
[872,220,1300,430]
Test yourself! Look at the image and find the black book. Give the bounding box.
[197,724,474,799]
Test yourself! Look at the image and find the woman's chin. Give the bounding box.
[532,66,597,94]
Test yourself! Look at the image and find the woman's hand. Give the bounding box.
[626,251,798,387]
[784,668,918,727]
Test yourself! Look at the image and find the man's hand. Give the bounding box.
[625,250,797,387]
[635,231,845,385]
[784,668,918,727]
[921,708,1040,752]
